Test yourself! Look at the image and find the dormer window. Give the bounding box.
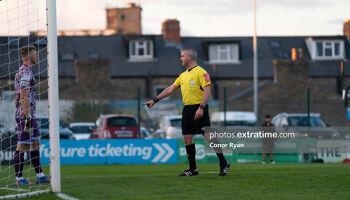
[316,41,342,59]
[129,39,153,61]
[306,39,344,60]
[209,43,239,64]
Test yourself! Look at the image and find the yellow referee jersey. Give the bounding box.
[173,66,211,105]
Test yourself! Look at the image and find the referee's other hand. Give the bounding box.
[194,108,204,120]
[142,100,155,108]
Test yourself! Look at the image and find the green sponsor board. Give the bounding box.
[178,138,224,163]
[317,140,350,163]
[177,138,317,163]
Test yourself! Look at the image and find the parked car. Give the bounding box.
[152,115,182,139]
[271,113,339,138]
[211,111,258,126]
[90,114,139,139]
[272,113,327,127]
[36,116,75,139]
[140,126,152,139]
[69,122,96,140]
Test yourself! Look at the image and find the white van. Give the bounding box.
[211,111,257,126]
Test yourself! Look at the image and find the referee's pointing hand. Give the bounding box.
[143,100,155,108]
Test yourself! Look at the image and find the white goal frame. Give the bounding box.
[47,0,60,193]
[0,0,60,198]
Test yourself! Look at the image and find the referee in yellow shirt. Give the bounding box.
[143,48,230,176]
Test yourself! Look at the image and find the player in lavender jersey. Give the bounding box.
[13,45,50,186]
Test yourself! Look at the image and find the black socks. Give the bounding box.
[186,144,197,171]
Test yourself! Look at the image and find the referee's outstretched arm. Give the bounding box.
[143,85,179,108]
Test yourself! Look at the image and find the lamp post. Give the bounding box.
[253,0,258,119]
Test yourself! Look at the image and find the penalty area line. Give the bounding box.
[56,193,80,200]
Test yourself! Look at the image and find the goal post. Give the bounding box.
[47,0,60,193]
[0,0,60,198]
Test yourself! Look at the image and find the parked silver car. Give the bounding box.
[36,116,76,139]
[271,113,338,138]
[211,111,258,126]
[140,126,152,139]
[152,115,182,139]
[69,122,96,140]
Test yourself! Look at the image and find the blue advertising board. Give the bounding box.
[40,139,177,165]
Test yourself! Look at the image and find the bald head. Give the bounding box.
[181,48,197,61]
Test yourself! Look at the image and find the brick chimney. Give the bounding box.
[106,3,142,34]
[162,19,181,44]
[343,19,350,39]
[60,59,116,100]
[273,59,309,84]
[74,59,110,85]
[291,48,304,61]
[291,48,297,61]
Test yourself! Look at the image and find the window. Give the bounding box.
[129,39,153,61]
[61,52,75,61]
[107,117,137,127]
[315,41,344,59]
[71,126,95,134]
[170,119,182,127]
[209,44,239,63]
[287,116,325,127]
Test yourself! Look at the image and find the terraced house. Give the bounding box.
[1,3,350,125]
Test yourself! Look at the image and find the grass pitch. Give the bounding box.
[2,163,350,200]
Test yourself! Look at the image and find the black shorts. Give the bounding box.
[182,104,210,135]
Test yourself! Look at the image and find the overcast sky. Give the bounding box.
[55,0,349,37]
[1,0,349,36]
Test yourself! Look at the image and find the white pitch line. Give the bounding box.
[0,187,30,192]
[56,193,80,200]
[0,190,50,200]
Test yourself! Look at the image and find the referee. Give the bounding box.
[143,48,230,176]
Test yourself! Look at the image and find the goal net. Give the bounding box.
[0,0,60,198]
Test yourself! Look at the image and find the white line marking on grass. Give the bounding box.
[0,190,50,199]
[56,193,80,200]
[0,187,30,192]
